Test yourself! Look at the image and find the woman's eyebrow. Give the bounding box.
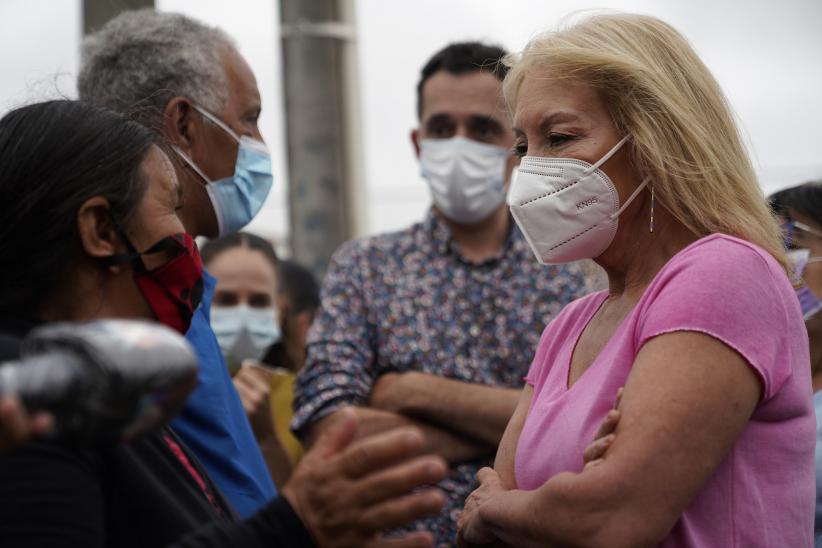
[513,110,582,134]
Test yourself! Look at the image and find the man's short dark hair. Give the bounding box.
[416,41,509,119]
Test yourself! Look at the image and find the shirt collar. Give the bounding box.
[423,208,520,265]
[198,268,217,318]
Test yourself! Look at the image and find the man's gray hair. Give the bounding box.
[78,9,236,128]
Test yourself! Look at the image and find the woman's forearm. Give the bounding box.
[479,471,659,548]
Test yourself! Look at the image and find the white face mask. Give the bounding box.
[507,135,649,264]
[419,136,509,224]
[211,305,281,366]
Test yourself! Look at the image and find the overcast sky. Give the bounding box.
[2,0,821,245]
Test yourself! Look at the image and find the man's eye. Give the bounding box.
[475,126,493,138]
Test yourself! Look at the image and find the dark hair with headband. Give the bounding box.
[200,231,279,269]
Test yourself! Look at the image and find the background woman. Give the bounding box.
[201,232,301,487]
[458,13,813,547]
[770,181,822,545]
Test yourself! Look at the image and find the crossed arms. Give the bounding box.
[457,331,762,547]
[304,371,519,465]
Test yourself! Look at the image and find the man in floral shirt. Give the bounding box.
[292,42,599,546]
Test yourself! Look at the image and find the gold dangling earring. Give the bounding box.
[649,184,655,234]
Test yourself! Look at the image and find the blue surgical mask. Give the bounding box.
[211,305,282,367]
[174,105,273,236]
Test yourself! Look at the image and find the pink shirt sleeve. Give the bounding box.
[635,237,797,401]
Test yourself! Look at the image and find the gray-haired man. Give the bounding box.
[79,10,278,518]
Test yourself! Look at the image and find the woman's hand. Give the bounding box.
[582,387,623,470]
[456,388,623,547]
[233,363,276,441]
[0,396,53,452]
[457,467,507,547]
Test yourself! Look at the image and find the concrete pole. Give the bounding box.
[83,0,154,34]
[280,0,366,279]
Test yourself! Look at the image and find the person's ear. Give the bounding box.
[295,310,314,341]
[410,129,421,159]
[164,97,197,154]
[76,197,123,268]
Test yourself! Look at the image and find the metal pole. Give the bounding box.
[280,0,366,279]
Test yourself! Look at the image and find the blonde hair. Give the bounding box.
[504,13,788,272]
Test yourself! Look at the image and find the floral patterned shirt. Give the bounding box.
[292,211,600,545]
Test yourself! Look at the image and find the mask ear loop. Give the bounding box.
[581,135,650,223]
[171,102,246,185]
[583,135,631,176]
[192,104,242,144]
[608,176,651,220]
[191,104,271,158]
[100,229,182,274]
[172,145,230,237]
[172,145,212,187]
[170,103,242,184]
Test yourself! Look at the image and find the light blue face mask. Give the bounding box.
[211,305,282,368]
[174,105,274,236]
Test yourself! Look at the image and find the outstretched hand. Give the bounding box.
[282,407,447,548]
[0,396,53,452]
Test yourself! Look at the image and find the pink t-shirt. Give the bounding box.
[515,234,815,547]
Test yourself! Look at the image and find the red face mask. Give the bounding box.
[106,233,204,334]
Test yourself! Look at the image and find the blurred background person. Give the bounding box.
[458,13,813,547]
[770,182,822,321]
[79,10,278,516]
[201,232,295,488]
[202,232,282,375]
[203,232,320,486]
[266,259,320,375]
[265,259,321,469]
[770,181,822,545]
[0,99,447,548]
[292,41,600,545]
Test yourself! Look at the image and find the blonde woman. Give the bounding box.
[457,13,814,548]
